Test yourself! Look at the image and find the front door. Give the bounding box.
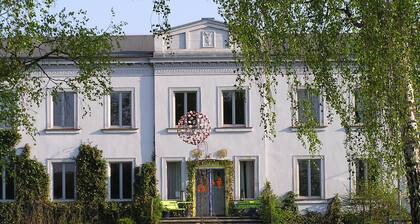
[196,168,225,216]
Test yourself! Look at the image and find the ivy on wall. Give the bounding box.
[76,144,108,223]
[186,159,234,216]
[133,162,162,224]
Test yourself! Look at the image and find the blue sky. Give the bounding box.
[53,0,223,35]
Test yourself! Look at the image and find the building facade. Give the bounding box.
[8,19,358,215]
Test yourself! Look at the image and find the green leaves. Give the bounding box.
[0,0,124,135]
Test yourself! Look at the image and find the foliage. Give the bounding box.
[280,191,298,213]
[117,217,135,224]
[186,159,234,216]
[76,144,108,223]
[133,162,162,224]
[259,182,300,224]
[0,0,125,134]
[324,195,343,224]
[154,0,419,221]
[341,183,411,223]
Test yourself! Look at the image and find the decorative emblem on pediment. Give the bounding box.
[202,31,215,48]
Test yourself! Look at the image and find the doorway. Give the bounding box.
[195,168,226,216]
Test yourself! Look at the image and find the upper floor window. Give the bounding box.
[222,89,246,126]
[53,92,76,128]
[353,89,365,124]
[295,158,323,198]
[52,162,76,200]
[0,167,14,201]
[174,91,197,125]
[109,162,133,200]
[296,89,322,125]
[110,91,132,128]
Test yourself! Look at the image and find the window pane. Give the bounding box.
[187,92,197,112]
[356,160,367,193]
[111,92,120,126]
[354,89,364,123]
[298,160,308,196]
[222,91,233,124]
[5,169,14,200]
[122,162,132,199]
[0,170,3,199]
[175,93,185,124]
[110,163,120,199]
[297,89,308,123]
[53,93,63,127]
[167,161,182,199]
[63,92,75,127]
[121,92,132,126]
[53,163,63,199]
[65,163,75,199]
[235,90,245,125]
[240,161,255,199]
[310,95,320,124]
[310,160,321,197]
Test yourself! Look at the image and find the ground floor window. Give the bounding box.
[167,161,182,200]
[239,160,255,199]
[0,167,14,200]
[52,162,76,200]
[355,159,369,193]
[297,158,322,197]
[110,162,133,200]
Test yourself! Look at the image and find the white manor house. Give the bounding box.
[5,18,371,216]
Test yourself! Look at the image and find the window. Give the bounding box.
[296,89,321,124]
[110,162,133,200]
[222,90,246,126]
[52,162,76,200]
[240,161,255,199]
[355,159,368,193]
[174,91,197,125]
[0,167,14,200]
[354,89,364,124]
[110,91,132,127]
[53,92,76,128]
[297,159,322,198]
[167,161,182,200]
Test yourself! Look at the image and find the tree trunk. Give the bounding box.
[402,82,420,223]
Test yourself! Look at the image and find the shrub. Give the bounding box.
[117,217,135,224]
[76,144,108,223]
[324,195,343,224]
[133,162,162,224]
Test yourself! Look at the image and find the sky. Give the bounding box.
[53,0,223,35]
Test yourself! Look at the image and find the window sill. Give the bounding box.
[289,125,327,132]
[109,199,133,202]
[350,124,364,129]
[167,128,178,133]
[44,128,81,134]
[296,198,327,204]
[0,199,14,203]
[101,128,139,134]
[52,199,76,203]
[214,127,253,133]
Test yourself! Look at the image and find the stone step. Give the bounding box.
[160,217,261,224]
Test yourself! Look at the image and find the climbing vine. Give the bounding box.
[76,144,108,223]
[186,159,234,216]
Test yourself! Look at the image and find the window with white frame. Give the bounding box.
[110,91,132,128]
[52,92,77,128]
[174,91,197,125]
[296,89,322,125]
[240,160,255,199]
[167,161,182,200]
[0,167,14,200]
[52,162,76,200]
[296,158,323,198]
[109,162,133,200]
[222,89,246,126]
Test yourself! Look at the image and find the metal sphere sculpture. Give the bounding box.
[177,111,211,145]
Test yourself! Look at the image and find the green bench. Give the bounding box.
[234,199,261,217]
[161,200,191,217]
